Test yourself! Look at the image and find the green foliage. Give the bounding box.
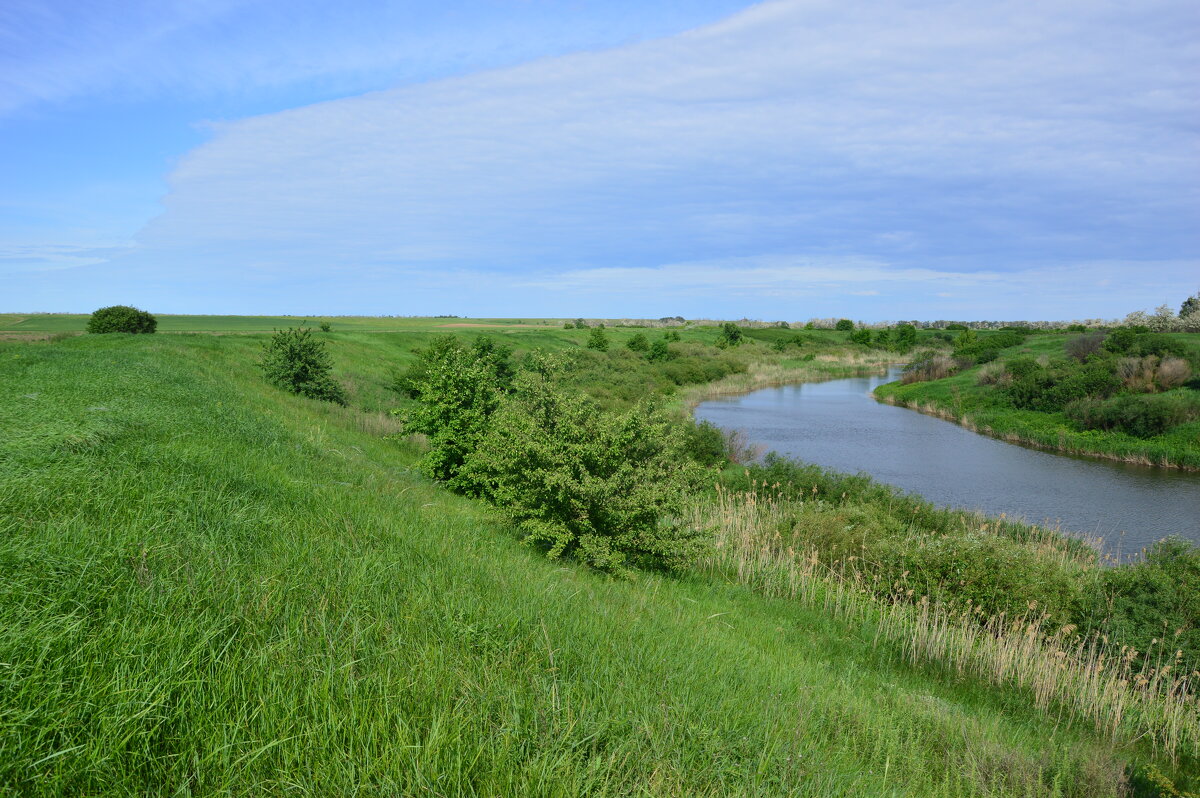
[396,335,514,487]
[586,326,609,351]
[1066,323,1088,333]
[663,329,682,343]
[319,321,332,332]
[834,318,854,331]
[86,305,157,334]
[770,333,805,353]
[647,339,672,361]
[1002,356,1120,412]
[715,322,744,348]
[562,321,574,329]
[684,420,728,467]
[1067,392,1200,438]
[848,328,871,345]
[259,326,348,406]
[626,332,650,352]
[893,323,918,350]
[1087,538,1200,668]
[945,323,969,331]
[460,372,709,574]
[574,318,587,328]
[873,328,891,347]
[1181,294,1200,319]
[1065,332,1105,362]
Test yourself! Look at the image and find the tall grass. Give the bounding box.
[691,483,1200,766]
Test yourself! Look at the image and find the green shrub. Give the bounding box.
[684,420,728,466]
[626,332,650,353]
[663,329,682,343]
[1083,537,1200,667]
[395,335,515,486]
[319,321,332,332]
[834,319,854,331]
[1003,357,1119,412]
[1066,392,1200,438]
[715,322,744,348]
[893,323,918,351]
[460,372,709,574]
[260,327,348,406]
[586,326,609,351]
[647,339,672,362]
[848,328,871,345]
[86,305,157,334]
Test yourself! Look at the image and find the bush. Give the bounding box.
[834,319,854,331]
[395,335,515,485]
[1065,332,1105,362]
[663,329,682,343]
[1003,357,1119,412]
[319,321,332,332]
[1066,392,1200,438]
[260,327,348,406]
[1084,537,1200,667]
[460,372,709,574]
[684,420,728,466]
[647,339,672,362]
[893,323,918,351]
[586,326,609,351]
[626,332,650,353]
[848,328,871,345]
[86,305,157,334]
[715,322,744,348]
[900,352,957,384]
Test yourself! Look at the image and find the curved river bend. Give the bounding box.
[695,368,1200,555]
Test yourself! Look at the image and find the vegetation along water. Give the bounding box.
[1,314,1198,795]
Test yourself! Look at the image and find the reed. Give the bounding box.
[690,483,1200,762]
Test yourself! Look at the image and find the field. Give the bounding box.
[1,324,1195,795]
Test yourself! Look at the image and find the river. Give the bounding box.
[694,367,1200,556]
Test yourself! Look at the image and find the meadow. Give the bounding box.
[1,321,1196,795]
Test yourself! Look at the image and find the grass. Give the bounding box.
[874,333,1200,470]
[0,327,1193,794]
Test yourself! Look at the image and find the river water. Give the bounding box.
[694,368,1200,556]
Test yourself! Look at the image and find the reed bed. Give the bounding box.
[690,483,1200,762]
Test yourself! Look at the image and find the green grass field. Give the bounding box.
[874,333,1200,470]
[0,328,1190,795]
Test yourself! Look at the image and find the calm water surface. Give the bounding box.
[695,368,1200,555]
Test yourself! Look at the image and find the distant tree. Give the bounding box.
[893,323,918,350]
[873,328,892,348]
[647,339,672,361]
[86,305,157,334]
[804,321,816,330]
[260,327,348,406]
[574,318,588,329]
[663,329,682,343]
[834,319,854,331]
[626,332,650,353]
[775,320,790,329]
[586,326,609,352]
[1180,293,1200,318]
[849,329,871,345]
[319,321,332,332]
[716,322,744,348]
[563,321,575,329]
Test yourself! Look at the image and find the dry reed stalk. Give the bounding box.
[690,484,1200,761]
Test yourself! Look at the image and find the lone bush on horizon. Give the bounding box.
[834,319,854,331]
[260,326,348,406]
[86,305,157,334]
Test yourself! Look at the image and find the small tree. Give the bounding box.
[893,323,917,351]
[626,332,650,353]
[86,305,157,334]
[586,326,609,351]
[834,319,854,331]
[715,322,744,348]
[849,328,871,345]
[460,372,708,574]
[319,321,332,332]
[1181,292,1200,319]
[260,327,348,406]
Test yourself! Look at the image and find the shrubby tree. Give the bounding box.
[663,329,682,343]
[715,322,744,348]
[848,328,871,345]
[459,370,708,574]
[626,332,650,352]
[86,305,157,334]
[834,319,854,331]
[893,323,917,350]
[647,339,672,361]
[1181,292,1200,319]
[586,326,609,351]
[260,327,348,406]
[396,335,514,487]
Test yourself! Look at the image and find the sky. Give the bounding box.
[3,0,1198,321]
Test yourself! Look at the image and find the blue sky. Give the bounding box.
[3,0,1197,321]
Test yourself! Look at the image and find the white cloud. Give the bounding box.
[8,0,1198,318]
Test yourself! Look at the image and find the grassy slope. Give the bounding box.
[874,333,1200,470]
[0,331,1157,795]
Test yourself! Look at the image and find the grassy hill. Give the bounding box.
[0,328,1191,795]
